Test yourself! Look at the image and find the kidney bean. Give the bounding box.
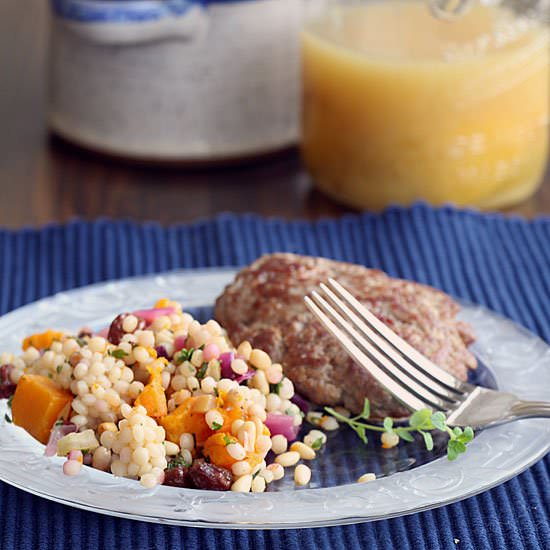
[189,459,232,491]
[0,364,15,398]
[107,313,145,345]
[77,327,93,339]
[163,465,195,488]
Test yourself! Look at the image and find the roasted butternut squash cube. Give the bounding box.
[134,363,167,418]
[12,374,73,444]
[160,397,211,446]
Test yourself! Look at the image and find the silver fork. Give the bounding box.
[304,279,550,429]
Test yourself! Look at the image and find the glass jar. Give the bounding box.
[301,0,550,210]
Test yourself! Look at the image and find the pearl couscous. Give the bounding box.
[1,299,338,491]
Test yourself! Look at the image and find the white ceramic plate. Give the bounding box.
[0,268,549,529]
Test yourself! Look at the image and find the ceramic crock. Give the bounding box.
[48,0,303,162]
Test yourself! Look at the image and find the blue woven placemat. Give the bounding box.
[0,205,548,550]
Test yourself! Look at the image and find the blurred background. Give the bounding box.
[1,0,548,229]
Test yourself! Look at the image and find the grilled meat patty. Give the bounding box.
[214,253,477,419]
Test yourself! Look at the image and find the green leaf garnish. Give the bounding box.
[361,399,371,419]
[7,394,14,409]
[222,433,233,446]
[174,348,194,365]
[325,398,474,461]
[409,409,433,430]
[4,413,12,423]
[430,411,447,431]
[354,425,368,445]
[310,437,324,451]
[421,431,434,451]
[109,349,128,359]
[167,453,192,469]
[269,382,282,395]
[394,427,414,442]
[211,422,222,431]
[56,365,63,374]
[196,362,208,380]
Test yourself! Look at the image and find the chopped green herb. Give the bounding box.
[7,394,14,409]
[269,382,282,395]
[196,362,209,380]
[76,338,87,347]
[109,349,128,359]
[325,398,474,461]
[310,437,324,451]
[174,348,195,365]
[167,453,192,469]
[211,421,222,431]
[56,365,63,374]
[222,433,233,446]
[4,413,12,423]
[47,373,53,379]
[55,419,64,426]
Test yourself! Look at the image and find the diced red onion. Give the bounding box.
[203,343,220,362]
[68,449,83,462]
[265,413,300,441]
[291,393,310,414]
[174,336,187,352]
[0,364,16,398]
[132,307,175,325]
[235,371,255,384]
[219,352,235,378]
[45,423,77,457]
[155,345,169,359]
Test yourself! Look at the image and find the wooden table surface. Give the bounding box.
[1,2,549,230]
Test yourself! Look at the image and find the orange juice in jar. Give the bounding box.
[301,0,549,209]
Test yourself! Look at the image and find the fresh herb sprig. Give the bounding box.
[109,349,128,359]
[325,399,474,461]
[167,453,192,470]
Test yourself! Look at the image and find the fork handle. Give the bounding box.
[511,400,550,419]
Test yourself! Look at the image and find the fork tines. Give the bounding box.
[304,279,473,413]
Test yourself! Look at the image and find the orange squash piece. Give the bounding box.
[134,363,167,418]
[203,432,264,470]
[160,396,212,446]
[154,298,171,309]
[22,330,64,351]
[12,374,73,444]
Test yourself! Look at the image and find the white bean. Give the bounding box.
[290,441,316,460]
[271,434,288,455]
[274,451,300,467]
[231,474,252,493]
[357,473,377,484]
[251,475,266,493]
[294,464,312,486]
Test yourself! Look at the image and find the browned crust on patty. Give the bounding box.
[214,253,476,419]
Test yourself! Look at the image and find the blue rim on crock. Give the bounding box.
[51,0,205,23]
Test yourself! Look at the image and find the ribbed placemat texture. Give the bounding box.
[0,205,548,550]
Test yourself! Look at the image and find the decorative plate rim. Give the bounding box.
[0,268,548,529]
